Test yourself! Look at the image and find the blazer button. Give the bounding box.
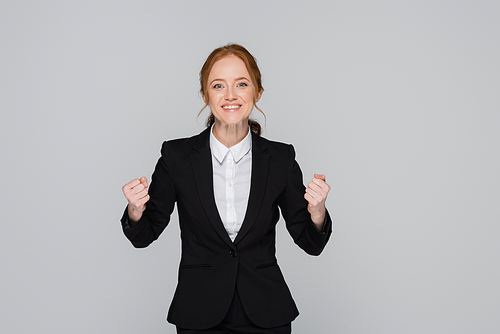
[229,250,238,258]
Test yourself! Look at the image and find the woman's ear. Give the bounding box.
[255,89,264,103]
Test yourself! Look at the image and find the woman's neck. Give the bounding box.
[212,120,249,148]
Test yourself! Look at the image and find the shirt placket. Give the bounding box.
[226,151,236,240]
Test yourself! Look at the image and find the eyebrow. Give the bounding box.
[209,77,250,85]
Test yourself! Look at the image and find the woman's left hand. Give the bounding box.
[304,174,330,229]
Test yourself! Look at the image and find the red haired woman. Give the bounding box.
[121,44,332,334]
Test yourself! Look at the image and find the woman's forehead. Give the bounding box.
[209,55,250,80]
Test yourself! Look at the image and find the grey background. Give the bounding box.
[1,1,499,333]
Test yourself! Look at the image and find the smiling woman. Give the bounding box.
[198,44,265,139]
[203,55,262,147]
[121,43,332,334]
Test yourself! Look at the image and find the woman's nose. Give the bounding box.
[225,87,236,100]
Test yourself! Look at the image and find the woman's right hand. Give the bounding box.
[122,177,150,224]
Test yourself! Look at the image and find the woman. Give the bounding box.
[121,44,332,333]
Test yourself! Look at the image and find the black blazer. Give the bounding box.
[122,127,332,329]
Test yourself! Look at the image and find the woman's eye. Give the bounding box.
[213,84,223,89]
[237,82,248,87]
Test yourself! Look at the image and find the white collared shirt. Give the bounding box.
[210,126,252,242]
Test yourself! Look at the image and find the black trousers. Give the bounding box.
[176,291,292,334]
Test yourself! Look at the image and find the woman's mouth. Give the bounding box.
[222,104,241,111]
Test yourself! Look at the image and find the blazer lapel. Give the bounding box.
[190,128,235,249]
[234,133,270,245]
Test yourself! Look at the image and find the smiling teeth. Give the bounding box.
[223,105,240,109]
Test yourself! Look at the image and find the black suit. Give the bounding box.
[122,127,332,330]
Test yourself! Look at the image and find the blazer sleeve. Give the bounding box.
[120,142,177,248]
[277,144,332,256]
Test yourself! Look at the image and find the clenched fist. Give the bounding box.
[304,174,330,230]
[122,177,150,224]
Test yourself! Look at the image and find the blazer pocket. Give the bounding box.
[255,261,278,270]
[179,264,213,269]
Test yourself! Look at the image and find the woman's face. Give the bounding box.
[205,55,262,128]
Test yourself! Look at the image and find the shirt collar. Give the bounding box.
[210,125,252,164]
